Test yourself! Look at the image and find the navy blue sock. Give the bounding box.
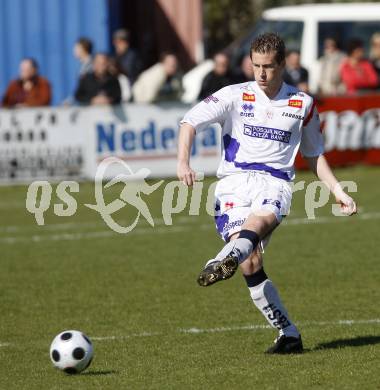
[238,229,260,249]
[243,268,268,287]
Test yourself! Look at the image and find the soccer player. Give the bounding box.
[177,33,357,354]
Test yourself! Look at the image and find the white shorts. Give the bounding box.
[214,171,292,246]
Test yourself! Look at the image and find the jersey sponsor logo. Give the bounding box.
[282,111,304,120]
[242,103,254,111]
[240,103,255,117]
[240,113,255,118]
[203,95,219,103]
[243,124,291,143]
[287,92,305,97]
[288,99,303,108]
[224,201,235,210]
[242,93,255,102]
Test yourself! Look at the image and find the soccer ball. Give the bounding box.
[50,330,93,374]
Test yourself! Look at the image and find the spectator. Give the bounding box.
[283,50,309,92]
[317,38,346,95]
[133,53,183,103]
[113,29,142,85]
[198,53,232,100]
[108,57,132,102]
[75,53,121,105]
[370,32,380,88]
[340,38,378,94]
[233,55,254,83]
[73,37,93,77]
[2,58,51,107]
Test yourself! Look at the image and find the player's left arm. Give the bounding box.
[300,101,357,216]
[304,154,357,215]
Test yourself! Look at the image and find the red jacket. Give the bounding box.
[2,76,51,107]
[340,59,378,94]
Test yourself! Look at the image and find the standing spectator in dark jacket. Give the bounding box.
[75,53,121,105]
[113,29,142,85]
[198,53,232,100]
[340,38,378,94]
[108,57,132,102]
[2,58,51,107]
[73,37,93,77]
[283,50,309,92]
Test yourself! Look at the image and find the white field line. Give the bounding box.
[91,318,380,341]
[0,216,192,233]
[0,201,28,210]
[282,211,380,225]
[1,319,379,347]
[1,212,380,244]
[0,225,192,244]
[0,207,375,234]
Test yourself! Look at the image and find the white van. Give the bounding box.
[182,2,380,101]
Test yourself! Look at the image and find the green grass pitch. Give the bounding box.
[0,165,379,389]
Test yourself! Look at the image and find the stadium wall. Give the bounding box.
[0,0,110,106]
[0,0,204,106]
[1,96,380,184]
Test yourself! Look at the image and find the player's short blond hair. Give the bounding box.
[250,33,286,65]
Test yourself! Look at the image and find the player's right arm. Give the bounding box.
[177,86,233,186]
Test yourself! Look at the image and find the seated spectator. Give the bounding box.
[133,53,183,103]
[317,37,346,95]
[340,38,378,94]
[75,53,121,105]
[283,50,309,92]
[108,57,132,102]
[73,37,93,77]
[2,58,51,107]
[198,53,232,100]
[370,32,380,88]
[113,29,142,85]
[233,55,254,83]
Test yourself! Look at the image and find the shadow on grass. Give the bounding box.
[313,335,380,351]
[81,370,118,376]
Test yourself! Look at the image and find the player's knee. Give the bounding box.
[242,212,277,237]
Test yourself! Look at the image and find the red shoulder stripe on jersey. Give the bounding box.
[303,100,316,127]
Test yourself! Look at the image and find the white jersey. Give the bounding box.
[181,81,324,181]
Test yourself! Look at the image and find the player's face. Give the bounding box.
[251,51,284,96]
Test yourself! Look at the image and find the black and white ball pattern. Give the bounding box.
[50,330,93,374]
